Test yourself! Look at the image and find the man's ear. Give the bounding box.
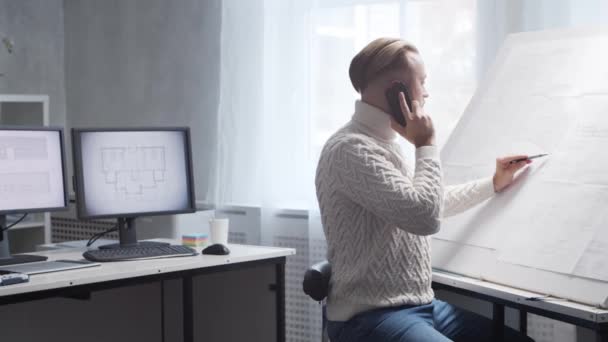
[384,69,411,87]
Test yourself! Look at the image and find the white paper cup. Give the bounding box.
[209,218,229,245]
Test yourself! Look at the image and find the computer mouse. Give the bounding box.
[202,243,230,255]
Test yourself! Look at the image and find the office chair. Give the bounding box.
[303,260,332,342]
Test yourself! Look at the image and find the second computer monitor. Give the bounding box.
[0,126,68,265]
[0,127,67,214]
[72,127,196,220]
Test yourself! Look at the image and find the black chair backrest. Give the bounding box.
[302,260,331,301]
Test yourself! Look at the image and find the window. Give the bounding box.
[310,0,477,165]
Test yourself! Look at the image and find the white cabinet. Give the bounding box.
[0,94,51,253]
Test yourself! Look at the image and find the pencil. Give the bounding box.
[509,154,549,164]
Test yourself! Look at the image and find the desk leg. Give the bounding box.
[276,262,286,342]
[161,280,166,342]
[183,275,194,342]
[520,310,527,335]
[493,303,505,342]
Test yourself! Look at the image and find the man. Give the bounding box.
[315,37,534,341]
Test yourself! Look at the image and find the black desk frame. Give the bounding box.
[0,257,287,342]
[433,281,608,342]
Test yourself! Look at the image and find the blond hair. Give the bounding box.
[349,38,418,93]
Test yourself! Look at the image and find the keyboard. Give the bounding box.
[83,245,198,262]
[0,254,48,267]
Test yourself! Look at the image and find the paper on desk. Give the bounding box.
[496,182,606,274]
[484,37,584,98]
[573,213,608,282]
[436,28,608,307]
[443,95,574,167]
[578,36,608,95]
[538,95,608,186]
[439,158,548,249]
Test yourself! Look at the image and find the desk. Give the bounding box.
[432,270,608,342]
[0,242,295,342]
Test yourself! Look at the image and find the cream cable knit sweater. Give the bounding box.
[315,100,495,321]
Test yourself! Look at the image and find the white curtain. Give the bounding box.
[213,1,608,341]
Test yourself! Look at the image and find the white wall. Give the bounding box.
[63,0,222,200]
[0,0,66,127]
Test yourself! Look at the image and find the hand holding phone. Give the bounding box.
[385,81,435,147]
[385,81,413,127]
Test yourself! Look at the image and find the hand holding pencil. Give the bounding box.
[492,154,548,192]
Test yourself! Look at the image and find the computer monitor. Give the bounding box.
[0,127,68,266]
[72,127,196,249]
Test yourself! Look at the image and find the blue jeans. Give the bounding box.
[327,300,534,342]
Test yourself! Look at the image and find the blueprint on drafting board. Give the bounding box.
[436,27,608,299]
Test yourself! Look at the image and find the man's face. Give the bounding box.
[405,52,429,107]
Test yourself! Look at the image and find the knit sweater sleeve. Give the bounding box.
[442,177,495,218]
[329,137,444,236]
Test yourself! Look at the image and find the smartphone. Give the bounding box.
[385,81,413,127]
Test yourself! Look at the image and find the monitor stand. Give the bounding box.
[0,214,48,266]
[98,217,170,250]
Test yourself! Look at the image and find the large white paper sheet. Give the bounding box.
[440,160,547,249]
[573,218,608,282]
[538,96,608,186]
[496,182,605,274]
[438,28,608,286]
